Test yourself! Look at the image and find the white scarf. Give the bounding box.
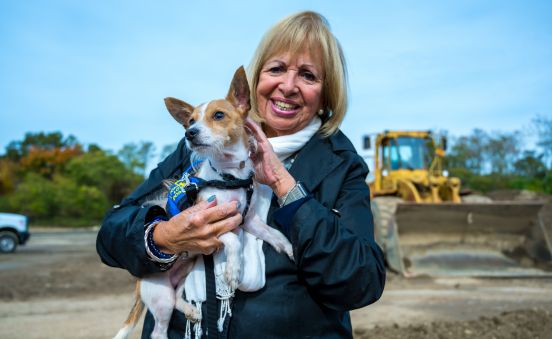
[183,117,321,338]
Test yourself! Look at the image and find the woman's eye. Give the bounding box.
[213,111,225,120]
[300,71,318,83]
[268,66,284,74]
[189,118,196,125]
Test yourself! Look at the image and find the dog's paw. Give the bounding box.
[184,305,202,323]
[272,238,294,262]
[176,300,202,323]
[283,243,294,262]
[224,261,241,291]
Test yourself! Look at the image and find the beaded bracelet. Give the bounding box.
[144,217,178,265]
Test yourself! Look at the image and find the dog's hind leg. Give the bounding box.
[174,278,201,323]
[141,274,176,339]
[219,230,243,290]
[113,281,145,339]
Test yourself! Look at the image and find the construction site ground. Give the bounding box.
[2,189,551,339]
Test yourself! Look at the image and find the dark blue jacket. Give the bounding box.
[96,130,386,338]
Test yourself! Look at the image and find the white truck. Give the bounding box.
[0,213,30,253]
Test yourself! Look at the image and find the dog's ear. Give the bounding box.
[226,66,251,116]
[164,97,194,127]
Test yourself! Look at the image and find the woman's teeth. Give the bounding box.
[274,101,296,111]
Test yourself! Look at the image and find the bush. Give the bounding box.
[2,172,109,226]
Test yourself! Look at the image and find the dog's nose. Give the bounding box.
[185,128,199,141]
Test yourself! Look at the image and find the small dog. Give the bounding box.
[114,66,294,339]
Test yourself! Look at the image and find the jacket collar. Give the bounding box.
[288,130,353,192]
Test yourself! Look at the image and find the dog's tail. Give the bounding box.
[113,280,145,339]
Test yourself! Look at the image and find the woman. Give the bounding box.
[97,11,385,338]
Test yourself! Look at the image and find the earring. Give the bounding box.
[317,109,324,116]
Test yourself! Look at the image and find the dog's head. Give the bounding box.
[164,66,251,157]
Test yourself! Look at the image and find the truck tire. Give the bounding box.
[0,231,18,253]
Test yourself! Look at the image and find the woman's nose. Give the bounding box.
[278,71,298,95]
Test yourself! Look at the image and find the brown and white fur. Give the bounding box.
[114,66,293,339]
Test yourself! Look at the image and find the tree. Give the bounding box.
[485,131,521,174]
[4,131,78,161]
[117,141,156,176]
[532,115,552,168]
[65,148,143,204]
[0,159,17,195]
[160,142,179,161]
[513,151,546,179]
[447,129,489,175]
[19,145,82,179]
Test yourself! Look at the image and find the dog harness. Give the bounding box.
[166,161,254,220]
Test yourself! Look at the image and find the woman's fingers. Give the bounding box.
[211,212,243,237]
[201,201,240,224]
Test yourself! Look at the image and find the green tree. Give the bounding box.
[447,129,489,175]
[65,149,142,204]
[532,115,552,167]
[513,151,547,179]
[160,142,179,161]
[486,131,521,174]
[117,141,156,177]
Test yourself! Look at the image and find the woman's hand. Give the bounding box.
[153,197,242,255]
[245,118,296,198]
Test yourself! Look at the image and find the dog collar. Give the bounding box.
[209,160,247,181]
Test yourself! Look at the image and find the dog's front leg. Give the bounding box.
[243,214,294,261]
[218,229,242,290]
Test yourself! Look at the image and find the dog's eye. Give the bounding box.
[189,118,196,125]
[213,111,225,120]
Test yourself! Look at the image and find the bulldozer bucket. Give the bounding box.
[381,201,552,277]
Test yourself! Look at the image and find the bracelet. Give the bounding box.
[144,218,178,265]
[278,183,296,206]
[277,181,308,207]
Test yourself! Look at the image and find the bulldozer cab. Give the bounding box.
[370,131,461,203]
[381,135,432,171]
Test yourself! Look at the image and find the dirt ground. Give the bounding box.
[1,227,552,339]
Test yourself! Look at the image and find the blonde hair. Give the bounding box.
[248,11,348,137]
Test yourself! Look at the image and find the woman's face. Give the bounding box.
[256,49,324,138]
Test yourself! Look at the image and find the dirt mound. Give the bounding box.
[355,308,552,339]
[487,189,552,202]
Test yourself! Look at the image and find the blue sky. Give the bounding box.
[1,1,551,162]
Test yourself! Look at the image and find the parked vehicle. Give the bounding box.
[0,213,30,253]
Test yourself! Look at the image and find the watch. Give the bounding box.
[278,181,308,207]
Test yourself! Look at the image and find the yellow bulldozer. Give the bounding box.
[364,130,552,277]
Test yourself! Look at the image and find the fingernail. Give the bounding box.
[208,195,216,202]
[236,201,241,210]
